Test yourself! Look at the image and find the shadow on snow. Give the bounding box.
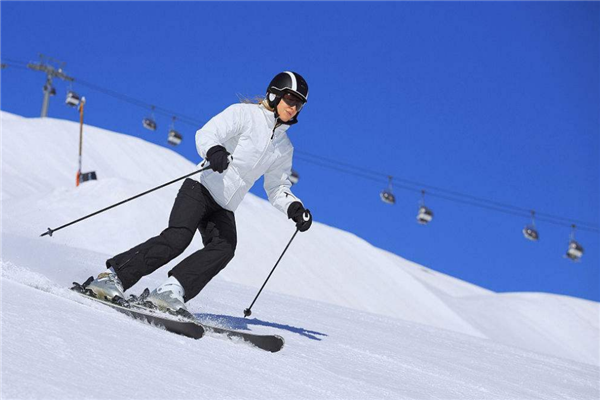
[196,313,328,341]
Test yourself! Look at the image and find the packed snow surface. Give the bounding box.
[1,111,599,399]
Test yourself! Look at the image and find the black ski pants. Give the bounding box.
[107,179,237,302]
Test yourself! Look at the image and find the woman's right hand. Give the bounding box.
[206,145,231,173]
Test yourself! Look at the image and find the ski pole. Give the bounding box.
[243,213,308,318]
[40,166,212,237]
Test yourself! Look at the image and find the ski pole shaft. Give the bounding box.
[244,228,299,318]
[41,166,212,237]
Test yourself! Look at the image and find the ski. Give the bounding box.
[71,280,285,352]
[201,323,285,353]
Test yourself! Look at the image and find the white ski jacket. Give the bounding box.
[194,103,303,215]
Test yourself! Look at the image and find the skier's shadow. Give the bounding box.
[195,313,328,341]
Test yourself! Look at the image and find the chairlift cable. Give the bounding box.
[1,57,29,67]
[295,151,598,231]
[294,154,599,234]
[72,77,202,127]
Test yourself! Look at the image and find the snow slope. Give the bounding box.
[3,261,599,400]
[1,111,599,399]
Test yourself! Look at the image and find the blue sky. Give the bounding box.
[2,2,599,301]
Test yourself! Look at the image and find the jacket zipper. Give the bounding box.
[271,118,283,140]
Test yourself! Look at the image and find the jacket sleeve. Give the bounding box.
[196,104,245,159]
[263,148,303,215]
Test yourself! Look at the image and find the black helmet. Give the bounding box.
[266,71,309,110]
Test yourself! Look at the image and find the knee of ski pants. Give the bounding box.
[213,237,236,262]
[222,240,236,261]
[161,227,195,257]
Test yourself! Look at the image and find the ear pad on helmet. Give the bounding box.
[269,93,277,102]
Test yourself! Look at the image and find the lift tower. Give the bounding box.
[27,55,75,118]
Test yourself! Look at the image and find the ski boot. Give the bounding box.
[145,276,194,320]
[83,269,129,307]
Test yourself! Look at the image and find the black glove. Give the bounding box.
[206,145,231,173]
[287,201,312,232]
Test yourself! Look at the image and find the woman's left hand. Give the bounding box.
[288,202,312,232]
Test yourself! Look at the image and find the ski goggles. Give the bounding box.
[281,92,306,111]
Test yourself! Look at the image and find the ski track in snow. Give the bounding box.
[1,111,599,399]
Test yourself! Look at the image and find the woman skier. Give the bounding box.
[84,71,313,317]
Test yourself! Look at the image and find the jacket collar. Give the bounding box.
[260,104,294,132]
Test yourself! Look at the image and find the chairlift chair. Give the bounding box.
[167,116,182,146]
[66,91,80,107]
[416,190,434,225]
[143,106,157,131]
[168,130,182,146]
[417,206,434,225]
[522,226,539,241]
[522,211,539,241]
[290,169,300,186]
[565,225,584,261]
[566,240,584,262]
[143,118,157,131]
[380,191,395,205]
[380,176,396,205]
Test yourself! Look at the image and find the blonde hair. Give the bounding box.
[236,94,274,111]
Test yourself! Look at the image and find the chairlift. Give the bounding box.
[143,118,157,131]
[417,190,434,225]
[417,206,434,225]
[290,169,300,186]
[66,90,80,107]
[167,116,182,146]
[523,227,539,241]
[417,206,433,225]
[168,130,182,146]
[143,106,157,131]
[566,241,584,262]
[565,225,584,262]
[380,176,395,205]
[522,210,539,241]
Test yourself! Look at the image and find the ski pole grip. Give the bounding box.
[206,155,233,170]
[302,210,311,222]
